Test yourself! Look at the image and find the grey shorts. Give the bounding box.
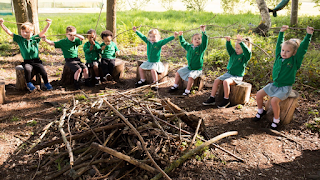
[263,83,292,100]
[218,72,243,85]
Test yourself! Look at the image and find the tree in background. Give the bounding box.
[12,0,39,35]
[159,0,177,10]
[107,0,116,42]
[254,0,271,36]
[182,0,209,11]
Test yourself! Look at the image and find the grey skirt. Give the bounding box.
[177,66,202,81]
[218,72,243,85]
[140,61,165,73]
[263,83,292,100]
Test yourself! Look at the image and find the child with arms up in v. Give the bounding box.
[0,18,53,91]
[169,25,208,96]
[203,34,252,108]
[43,26,91,90]
[253,25,314,129]
[83,29,101,85]
[133,26,178,91]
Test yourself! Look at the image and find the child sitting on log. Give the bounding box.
[100,30,119,81]
[133,26,178,91]
[203,34,252,108]
[168,25,208,96]
[253,25,314,129]
[0,18,53,92]
[83,29,101,85]
[42,26,91,90]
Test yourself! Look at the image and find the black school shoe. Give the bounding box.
[217,98,230,108]
[135,80,147,87]
[151,86,159,91]
[270,122,279,130]
[252,110,267,122]
[85,78,93,87]
[203,96,216,106]
[168,86,178,93]
[74,80,81,90]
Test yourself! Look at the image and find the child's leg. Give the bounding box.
[93,64,100,77]
[33,62,49,84]
[174,72,181,85]
[138,67,145,80]
[74,68,82,81]
[82,68,89,79]
[270,97,281,119]
[23,63,33,83]
[223,79,236,99]
[108,59,115,75]
[256,89,267,109]
[186,77,194,91]
[210,78,223,97]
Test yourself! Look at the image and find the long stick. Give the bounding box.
[103,98,172,180]
[151,131,239,180]
[95,3,104,31]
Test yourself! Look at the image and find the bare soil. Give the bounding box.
[0,44,319,180]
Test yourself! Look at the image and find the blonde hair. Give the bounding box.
[66,26,76,33]
[283,38,301,53]
[242,37,252,50]
[148,29,160,38]
[21,22,34,32]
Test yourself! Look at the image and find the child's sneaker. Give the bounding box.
[44,83,53,91]
[203,96,215,105]
[85,78,93,87]
[217,98,230,108]
[104,73,112,81]
[94,79,100,86]
[168,86,178,93]
[135,80,147,87]
[26,82,36,92]
[182,92,190,96]
[74,80,81,90]
[253,110,266,121]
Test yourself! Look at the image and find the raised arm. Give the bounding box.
[75,33,85,41]
[295,26,314,67]
[179,31,190,51]
[39,18,52,37]
[0,18,13,37]
[199,25,208,50]
[133,26,148,44]
[225,36,235,56]
[276,25,288,57]
[42,36,55,46]
[237,34,251,60]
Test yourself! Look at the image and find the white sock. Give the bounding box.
[95,77,100,80]
[258,108,264,114]
[173,84,179,88]
[210,96,215,98]
[185,89,190,94]
[140,79,145,82]
[273,117,280,124]
[224,97,229,100]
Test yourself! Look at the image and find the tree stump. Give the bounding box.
[265,90,299,125]
[0,81,5,104]
[217,82,252,106]
[61,64,75,86]
[178,75,205,91]
[15,65,41,91]
[136,60,169,84]
[112,58,126,82]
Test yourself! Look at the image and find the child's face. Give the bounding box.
[21,29,33,40]
[103,35,112,43]
[88,32,96,41]
[148,33,159,43]
[235,43,243,55]
[281,44,295,59]
[191,35,202,47]
[66,30,76,41]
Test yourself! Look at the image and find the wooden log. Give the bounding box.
[61,64,75,86]
[0,81,5,104]
[217,82,252,106]
[112,58,126,81]
[178,75,205,91]
[15,65,41,90]
[136,60,169,84]
[265,90,299,125]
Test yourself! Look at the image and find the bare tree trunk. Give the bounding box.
[107,0,117,43]
[27,0,40,34]
[12,0,28,35]
[290,0,298,26]
[254,0,271,36]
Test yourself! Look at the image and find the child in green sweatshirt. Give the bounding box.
[203,34,252,108]
[169,25,208,96]
[253,25,314,129]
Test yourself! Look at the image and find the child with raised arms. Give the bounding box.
[0,18,53,92]
[253,25,314,129]
[133,26,178,91]
[83,29,101,85]
[168,25,208,96]
[203,34,252,108]
[42,26,91,90]
[100,30,119,81]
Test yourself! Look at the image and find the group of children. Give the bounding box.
[0,18,314,129]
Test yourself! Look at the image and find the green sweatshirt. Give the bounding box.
[179,31,208,70]
[13,34,40,60]
[54,37,82,59]
[272,32,312,87]
[136,31,174,62]
[225,41,252,77]
[83,41,101,63]
[100,41,119,59]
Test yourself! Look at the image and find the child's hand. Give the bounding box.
[132,26,137,32]
[200,25,206,32]
[225,36,231,41]
[179,31,183,36]
[306,26,314,35]
[174,31,179,38]
[101,45,106,50]
[45,18,52,24]
[41,35,46,40]
[89,38,95,45]
[280,25,289,32]
[0,18,4,25]
[236,34,242,42]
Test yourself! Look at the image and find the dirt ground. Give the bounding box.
[0,44,319,180]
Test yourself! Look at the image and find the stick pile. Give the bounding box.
[28,87,238,180]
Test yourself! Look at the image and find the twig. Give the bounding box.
[24,107,55,117]
[270,27,320,31]
[186,118,202,152]
[145,105,170,139]
[30,152,41,180]
[103,98,172,180]
[27,121,54,153]
[95,3,104,32]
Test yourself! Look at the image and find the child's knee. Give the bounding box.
[270,97,281,106]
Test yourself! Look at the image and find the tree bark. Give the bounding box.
[107,0,117,43]
[254,0,271,36]
[290,0,299,26]
[27,0,40,34]
[12,0,28,35]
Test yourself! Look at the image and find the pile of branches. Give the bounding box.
[27,86,239,180]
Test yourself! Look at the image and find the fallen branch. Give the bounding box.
[58,108,74,166]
